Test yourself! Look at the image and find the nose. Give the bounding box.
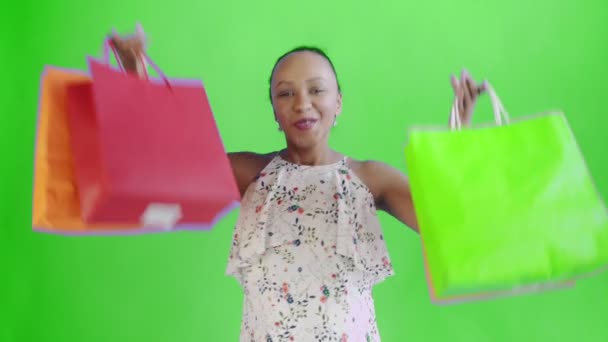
[293,91,312,113]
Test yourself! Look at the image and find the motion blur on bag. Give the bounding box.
[32,35,240,235]
[404,83,608,304]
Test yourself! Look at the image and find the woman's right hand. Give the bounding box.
[109,23,147,78]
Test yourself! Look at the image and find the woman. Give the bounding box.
[112,25,485,341]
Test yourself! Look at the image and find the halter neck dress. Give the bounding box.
[226,154,395,341]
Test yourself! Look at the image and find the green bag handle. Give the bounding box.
[449,82,511,130]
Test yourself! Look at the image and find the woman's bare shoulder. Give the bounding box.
[228,151,276,167]
[347,158,404,201]
[228,151,277,195]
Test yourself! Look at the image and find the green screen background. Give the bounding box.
[3,0,607,341]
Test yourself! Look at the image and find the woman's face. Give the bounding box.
[270,51,342,150]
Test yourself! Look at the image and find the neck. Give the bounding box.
[280,143,340,166]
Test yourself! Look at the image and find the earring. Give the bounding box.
[333,115,338,127]
[278,125,283,132]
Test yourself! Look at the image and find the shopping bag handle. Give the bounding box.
[103,38,172,88]
[449,82,510,130]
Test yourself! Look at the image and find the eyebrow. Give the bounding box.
[275,77,326,87]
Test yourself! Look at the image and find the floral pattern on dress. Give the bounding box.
[226,155,395,341]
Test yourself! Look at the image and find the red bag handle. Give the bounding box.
[103,38,172,88]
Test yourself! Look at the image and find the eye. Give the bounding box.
[277,90,293,97]
[311,87,325,94]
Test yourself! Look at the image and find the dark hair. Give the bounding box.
[268,46,342,103]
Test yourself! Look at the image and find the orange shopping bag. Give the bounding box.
[32,67,138,234]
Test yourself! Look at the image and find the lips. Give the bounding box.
[294,118,318,130]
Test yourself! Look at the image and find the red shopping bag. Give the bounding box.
[66,41,240,229]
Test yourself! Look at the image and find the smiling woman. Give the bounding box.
[110,25,486,341]
[270,48,343,156]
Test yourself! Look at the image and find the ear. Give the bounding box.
[336,92,343,117]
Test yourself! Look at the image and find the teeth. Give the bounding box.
[295,119,316,129]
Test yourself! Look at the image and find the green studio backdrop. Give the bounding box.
[3,0,608,341]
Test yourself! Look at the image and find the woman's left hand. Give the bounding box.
[450,69,487,126]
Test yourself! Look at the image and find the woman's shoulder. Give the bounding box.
[347,158,404,202]
[228,151,277,167]
[228,151,278,196]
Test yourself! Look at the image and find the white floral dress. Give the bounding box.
[226,155,395,341]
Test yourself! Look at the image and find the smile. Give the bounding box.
[294,119,318,130]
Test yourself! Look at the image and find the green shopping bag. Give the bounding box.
[404,84,608,304]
